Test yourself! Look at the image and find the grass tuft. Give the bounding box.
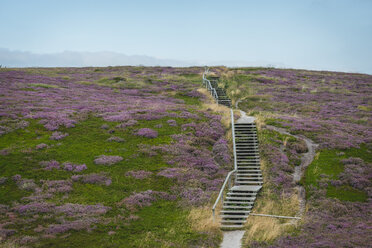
[188,205,222,235]
[29,83,60,88]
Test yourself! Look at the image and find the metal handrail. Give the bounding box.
[204,68,298,222]
[212,108,237,219]
[202,70,219,103]
[231,109,237,171]
[212,169,236,218]
[203,67,237,219]
[213,88,218,100]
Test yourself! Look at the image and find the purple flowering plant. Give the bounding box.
[0,66,235,246]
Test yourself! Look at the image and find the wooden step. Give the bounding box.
[226,197,256,201]
[220,224,244,229]
[223,202,253,207]
[221,209,251,214]
[221,215,248,219]
[237,167,261,169]
[221,219,247,224]
[237,181,263,185]
[227,192,256,196]
[237,173,262,176]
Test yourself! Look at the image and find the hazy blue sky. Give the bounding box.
[1,0,372,73]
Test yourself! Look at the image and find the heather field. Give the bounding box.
[0,67,230,247]
[0,66,371,248]
[215,67,372,247]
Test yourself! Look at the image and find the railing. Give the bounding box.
[204,68,301,222]
[204,67,238,220]
[202,71,219,102]
[250,213,301,220]
[231,108,238,171]
[212,169,236,219]
[212,109,238,219]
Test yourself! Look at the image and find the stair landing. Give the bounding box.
[231,185,262,192]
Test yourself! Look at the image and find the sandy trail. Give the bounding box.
[220,231,245,248]
[266,125,318,217]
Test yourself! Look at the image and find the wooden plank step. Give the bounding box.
[238,170,261,173]
[237,173,262,176]
[221,210,251,214]
[237,170,261,173]
[237,177,263,180]
[231,185,262,191]
[227,192,256,196]
[238,166,261,168]
[235,132,257,134]
[237,174,262,177]
[221,215,248,218]
[220,225,244,229]
[221,219,247,223]
[236,178,263,182]
[223,206,253,210]
[226,197,256,201]
[223,202,253,206]
[237,181,263,185]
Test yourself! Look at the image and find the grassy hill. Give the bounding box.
[0,67,229,247]
[0,66,371,247]
[215,67,371,247]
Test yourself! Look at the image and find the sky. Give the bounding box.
[0,0,372,73]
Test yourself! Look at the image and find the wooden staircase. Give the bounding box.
[220,120,262,229]
[203,69,299,232]
[207,76,232,107]
[204,68,262,230]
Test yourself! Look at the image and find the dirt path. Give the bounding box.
[221,231,245,248]
[266,125,318,217]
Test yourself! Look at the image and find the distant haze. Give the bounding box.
[0,48,286,69]
[0,0,371,74]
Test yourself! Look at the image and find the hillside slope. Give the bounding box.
[1,66,371,247]
[215,67,372,247]
[0,67,229,247]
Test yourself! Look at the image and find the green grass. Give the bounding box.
[0,110,220,247]
[303,144,371,202]
[258,129,296,147]
[0,69,225,247]
[28,83,60,88]
[179,73,199,78]
[238,95,273,110]
[264,118,286,128]
[78,76,141,89]
[34,201,210,248]
[304,150,344,185]
[174,93,202,106]
[0,180,29,205]
[257,121,370,203]
[0,115,196,195]
[327,185,367,202]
